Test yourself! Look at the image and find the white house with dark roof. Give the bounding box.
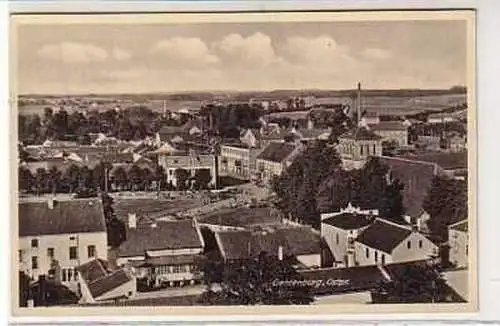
[321,208,375,268]
[18,198,108,292]
[255,142,303,184]
[449,219,468,268]
[214,226,321,268]
[354,219,438,267]
[76,259,136,304]
[116,217,205,288]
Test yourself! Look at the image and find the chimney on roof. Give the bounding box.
[128,213,137,229]
[278,245,284,261]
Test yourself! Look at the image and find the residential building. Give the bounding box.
[255,142,303,184]
[219,144,263,179]
[428,112,457,124]
[354,219,438,266]
[448,219,468,268]
[337,127,383,170]
[76,259,136,304]
[360,111,380,125]
[444,135,467,152]
[284,126,331,144]
[370,121,409,147]
[240,128,261,148]
[116,218,205,288]
[156,147,217,188]
[321,210,375,268]
[416,135,441,151]
[214,226,322,268]
[18,198,108,292]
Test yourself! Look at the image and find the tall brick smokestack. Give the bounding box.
[357,82,362,124]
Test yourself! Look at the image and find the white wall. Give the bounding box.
[391,232,438,263]
[449,229,468,268]
[19,231,107,288]
[296,253,321,268]
[321,224,368,267]
[354,242,393,266]
[96,278,137,302]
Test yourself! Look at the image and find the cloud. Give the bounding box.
[37,42,108,64]
[112,47,132,61]
[362,48,393,60]
[151,37,219,67]
[213,32,281,67]
[281,36,355,68]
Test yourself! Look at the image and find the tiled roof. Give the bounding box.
[118,219,203,257]
[449,219,468,232]
[339,127,383,141]
[199,206,281,227]
[370,121,408,131]
[216,226,321,260]
[76,259,109,283]
[256,142,298,163]
[19,198,106,237]
[399,151,467,171]
[87,269,132,299]
[356,219,412,253]
[322,213,375,230]
[379,156,438,218]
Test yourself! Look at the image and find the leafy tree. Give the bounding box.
[47,166,62,193]
[175,168,190,190]
[371,263,462,303]
[141,167,154,191]
[19,271,31,307]
[379,178,406,222]
[34,168,48,195]
[194,168,212,190]
[199,252,314,305]
[423,176,467,242]
[128,165,143,191]
[153,165,166,192]
[62,164,80,193]
[112,166,128,191]
[19,167,34,192]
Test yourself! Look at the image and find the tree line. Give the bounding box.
[18,162,214,195]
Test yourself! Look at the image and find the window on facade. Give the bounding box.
[19,250,23,263]
[336,233,339,245]
[373,144,376,154]
[69,246,78,260]
[87,245,96,258]
[375,251,378,262]
[47,248,54,258]
[360,145,364,155]
[381,254,386,265]
[74,270,79,281]
[68,269,73,281]
[62,269,67,282]
[169,169,173,176]
[419,240,423,249]
[407,241,412,249]
[365,248,369,258]
[32,256,38,270]
[31,239,38,248]
[69,236,76,240]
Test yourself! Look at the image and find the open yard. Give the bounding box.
[113,197,200,220]
[198,206,282,228]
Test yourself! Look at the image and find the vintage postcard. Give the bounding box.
[10,10,476,317]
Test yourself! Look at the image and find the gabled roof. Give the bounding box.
[370,121,408,132]
[400,151,467,171]
[256,142,298,163]
[339,127,383,141]
[76,259,133,300]
[449,219,468,232]
[216,226,321,261]
[321,213,375,230]
[19,199,106,237]
[378,156,438,218]
[355,219,412,253]
[118,219,203,257]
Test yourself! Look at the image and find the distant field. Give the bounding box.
[17,92,466,117]
[198,206,282,227]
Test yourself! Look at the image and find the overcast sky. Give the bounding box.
[16,19,467,94]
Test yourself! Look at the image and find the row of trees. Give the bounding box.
[18,163,214,195]
[18,106,167,145]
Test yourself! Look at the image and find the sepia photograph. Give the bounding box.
[10,10,476,316]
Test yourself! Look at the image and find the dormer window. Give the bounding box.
[31,239,38,248]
